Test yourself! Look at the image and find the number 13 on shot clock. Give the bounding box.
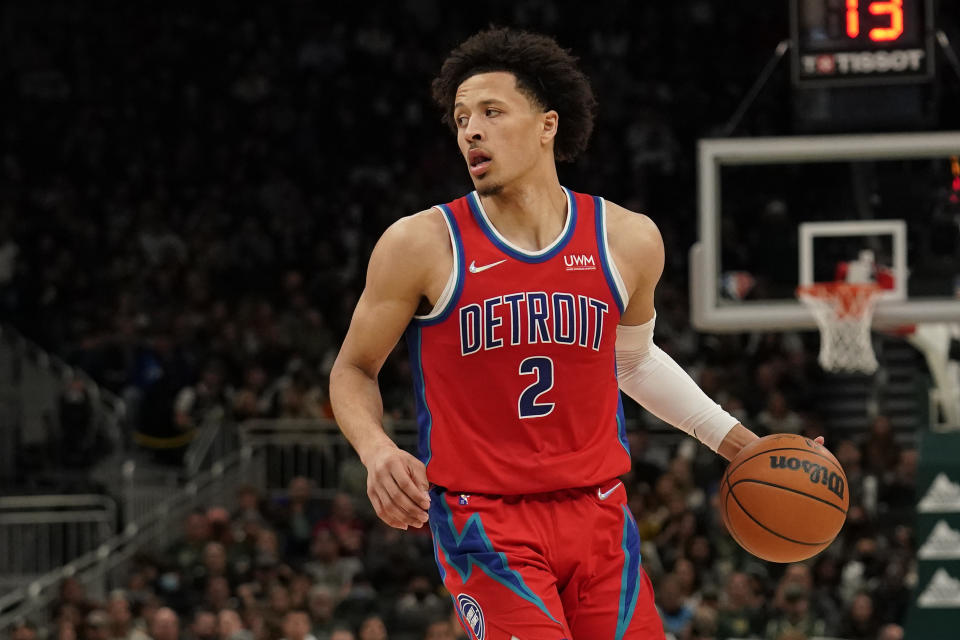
[790,0,935,86]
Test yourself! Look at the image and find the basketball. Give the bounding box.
[720,434,849,563]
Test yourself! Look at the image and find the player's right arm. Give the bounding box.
[329,209,450,530]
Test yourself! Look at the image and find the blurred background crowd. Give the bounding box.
[3,0,958,638]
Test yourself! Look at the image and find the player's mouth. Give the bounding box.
[468,149,492,177]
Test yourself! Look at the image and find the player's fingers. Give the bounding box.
[814,436,825,446]
[370,469,423,526]
[369,489,408,530]
[406,456,430,494]
[384,474,430,525]
[394,456,431,509]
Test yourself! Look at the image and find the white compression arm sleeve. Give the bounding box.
[616,315,738,452]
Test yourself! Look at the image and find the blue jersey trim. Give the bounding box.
[615,505,643,640]
[466,188,577,264]
[405,325,433,465]
[594,196,627,314]
[430,494,560,625]
[413,204,465,326]
[616,392,630,456]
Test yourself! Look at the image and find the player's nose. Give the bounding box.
[463,117,484,142]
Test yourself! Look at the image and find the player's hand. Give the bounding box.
[363,444,430,530]
[814,436,825,446]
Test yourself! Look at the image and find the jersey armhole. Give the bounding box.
[595,197,630,312]
[412,204,464,324]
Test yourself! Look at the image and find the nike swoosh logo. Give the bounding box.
[598,482,622,501]
[469,259,507,274]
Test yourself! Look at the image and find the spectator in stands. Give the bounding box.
[270,476,322,560]
[193,542,233,593]
[872,554,912,631]
[756,390,804,435]
[421,619,456,640]
[279,610,316,640]
[267,584,293,625]
[149,609,180,640]
[170,510,212,574]
[233,365,271,421]
[52,602,85,640]
[236,486,266,523]
[277,365,326,419]
[764,584,827,640]
[355,615,386,640]
[216,610,252,640]
[834,440,877,516]
[204,577,234,614]
[881,449,919,524]
[133,595,162,638]
[656,573,694,636]
[392,574,446,636]
[288,572,313,611]
[84,613,110,640]
[305,585,337,639]
[238,607,267,640]
[303,529,363,597]
[173,363,228,435]
[877,623,904,640]
[328,629,355,640]
[670,557,701,610]
[106,592,150,640]
[837,591,880,640]
[314,494,364,557]
[54,578,92,618]
[9,620,37,640]
[774,563,840,632]
[715,571,764,639]
[861,415,901,475]
[186,611,217,640]
[332,572,378,628]
[207,507,234,546]
[253,529,282,569]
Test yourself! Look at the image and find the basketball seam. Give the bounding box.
[725,482,835,547]
[726,446,843,481]
[723,489,758,556]
[722,468,760,557]
[729,479,848,515]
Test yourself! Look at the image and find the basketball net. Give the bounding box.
[797,282,883,374]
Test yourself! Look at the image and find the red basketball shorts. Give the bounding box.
[427,481,664,640]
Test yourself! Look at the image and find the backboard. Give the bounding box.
[691,131,960,332]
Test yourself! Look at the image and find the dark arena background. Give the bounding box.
[2,1,960,639]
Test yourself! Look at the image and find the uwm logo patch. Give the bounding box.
[564,254,596,271]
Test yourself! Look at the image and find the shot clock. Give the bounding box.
[790,0,935,86]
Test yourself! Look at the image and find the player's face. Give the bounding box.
[453,71,555,196]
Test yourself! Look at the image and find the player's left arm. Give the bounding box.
[605,201,758,461]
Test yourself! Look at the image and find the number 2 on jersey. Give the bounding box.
[518,356,555,418]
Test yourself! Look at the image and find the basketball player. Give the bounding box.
[331,28,776,639]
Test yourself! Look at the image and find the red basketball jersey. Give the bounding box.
[405,188,631,495]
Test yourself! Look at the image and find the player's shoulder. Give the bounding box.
[376,207,450,257]
[600,199,662,252]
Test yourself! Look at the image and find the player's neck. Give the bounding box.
[477,172,566,252]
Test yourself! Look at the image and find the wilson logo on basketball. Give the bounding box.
[563,254,596,271]
[769,456,846,500]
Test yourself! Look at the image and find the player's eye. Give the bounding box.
[455,115,468,128]
[485,108,499,117]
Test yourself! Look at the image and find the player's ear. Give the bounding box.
[540,110,558,145]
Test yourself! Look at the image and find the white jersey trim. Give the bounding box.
[599,198,630,308]
[413,206,459,321]
[469,187,573,257]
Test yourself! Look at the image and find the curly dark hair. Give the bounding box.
[431,27,597,162]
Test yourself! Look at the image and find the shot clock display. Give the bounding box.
[790,0,935,86]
